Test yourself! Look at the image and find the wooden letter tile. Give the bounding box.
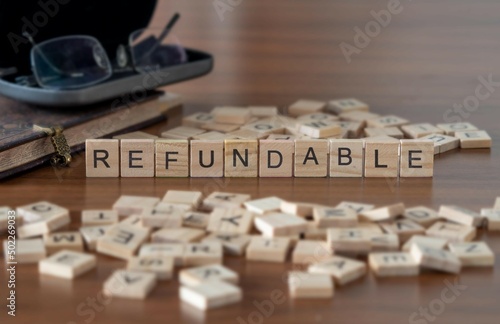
[138,243,184,266]
[329,139,364,177]
[426,221,476,242]
[79,225,112,251]
[112,195,160,217]
[120,139,155,177]
[402,235,448,252]
[3,238,46,263]
[380,219,426,243]
[288,271,334,298]
[208,208,254,234]
[259,139,294,177]
[113,131,158,140]
[292,240,332,264]
[299,120,341,138]
[369,233,400,252]
[179,264,239,286]
[151,228,205,244]
[368,252,419,277]
[190,140,224,177]
[366,115,409,128]
[162,190,203,208]
[81,210,118,226]
[288,99,326,117]
[254,213,307,237]
[39,250,96,279]
[326,98,369,114]
[183,211,211,229]
[224,139,258,177]
[155,139,189,177]
[161,126,206,140]
[313,206,358,228]
[400,123,444,138]
[202,233,252,256]
[85,139,120,177]
[16,204,70,239]
[179,280,242,310]
[359,203,405,222]
[364,140,400,177]
[420,133,460,154]
[44,231,84,255]
[127,255,174,280]
[202,192,251,210]
[410,244,461,274]
[364,127,404,139]
[403,206,440,227]
[399,139,434,177]
[438,205,483,227]
[481,209,500,231]
[246,236,291,262]
[243,197,283,215]
[212,106,251,124]
[96,224,149,260]
[436,122,478,135]
[337,201,375,214]
[294,139,329,177]
[327,228,372,255]
[182,112,215,128]
[183,242,223,266]
[17,201,69,223]
[308,255,367,285]
[448,242,495,267]
[103,270,157,300]
[455,130,492,149]
[140,204,184,229]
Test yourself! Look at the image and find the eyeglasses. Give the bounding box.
[19,13,186,90]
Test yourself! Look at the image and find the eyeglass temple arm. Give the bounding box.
[23,32,67,76]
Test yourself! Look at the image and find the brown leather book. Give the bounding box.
[0,92,181,179]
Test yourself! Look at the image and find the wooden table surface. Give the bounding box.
[2,0,500,323]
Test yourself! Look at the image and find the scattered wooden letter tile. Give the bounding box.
[299,120,341,138]
[248,106,279,117]
[426,221,476,242]
[254,213,307,237]
[401,123,445,139]
[79,225,112,251]
[183,242,223,266]
[297,113,339,123]
[292,240,332,264]
[304,222,327,240]
[481,209,500,231]
[244,197,283,214]
[266,134,297,140]
[85,139,120,177]
[366,115,409,128]
[192,131,235,141]
[448,242,495,267]
[380,219,426,243]
[364,140,400,177]
[3,238,46,263]
[339,111,380,125]
[179,264,239,286]
[369,233,400,252]
[402,235,448,252]
[288,99,326,117]
[438,205,483,227]
[103,270,157,300]
[212,106,252,124]
[327,228,372,254]
[120,139,155,177]
[368,252,419,277]
[201,122,241,133]
[259,139,294,177]
[359,203,405,222]
[399,139,434,177]
[228,128,268,140]
[364,127,404,139]
[96,224,149,260]
[410,244,461,274]
[138,243,185,266]
[202,233,252,256]
[182,112,215,128]
[202,192,251,210]
[208,208,254,234]
[326,98,369,115]
[112,195,160,217]
[81,210,118,226]
[329,139,364,177]
[113,131,158,140]
[403,206,440,227]
[140,204,184,228]
[183,211,211,229]
[179,280,242,310]
[127,255,174,280]
[241,118,286,135]
[288,271,334,298]
[161,126,206,140]
[44,231,84,255]
[119,215,148,229]
[190,140,224,177]
[224,139,259,177]
[17,211,70,239]
[455,130,492,149]
[246,236,291,262]
[162,190,202,208]
[294,139,329,177]
[436,122,478,136]
[17,201,69,223]
[280,201,317,217]
[337,201,375,214]
[308,255,367,285]
[151,228,205,244]
[155,139,189,177]
[39,250,96,279]
[313,206,358,228]
[419,133,460,154]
